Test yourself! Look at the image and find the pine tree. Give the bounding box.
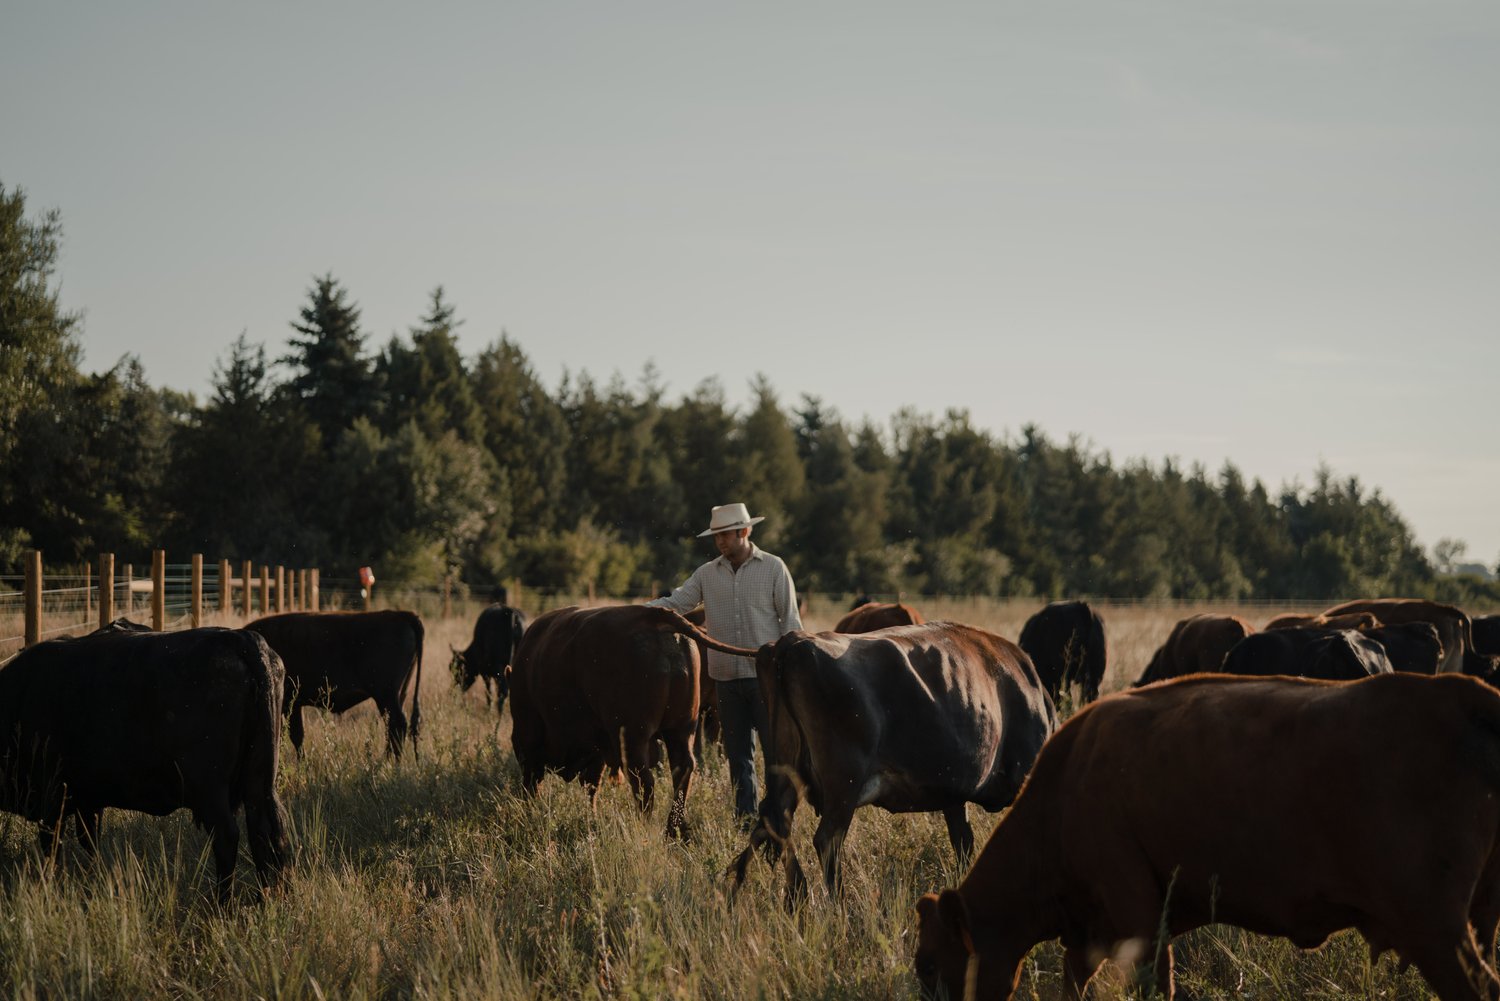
[282,274,372,440]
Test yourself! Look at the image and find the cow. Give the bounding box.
[1322,598,1490,675]
[449,604,525,711]
[914,673,1500,1001]
[729,622,1057,907]
[1365,621,1445,675]
[508,604,758,840]
[1475,614,1500,657]
[1264,611,1380,631]
[0,627,288,901]
[1017,600,1107,707]
[834,601,925,633]
[1134,613,1254,686]
[245,610,424,759]
[1221,627,1394,681]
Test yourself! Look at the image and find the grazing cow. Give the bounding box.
[449,604,526,711]
[915,673,1500,1001]
[1221,628,1394,681]
[1365,621,1445,675]
[1017,600,1107,706]
[0,627,288,900]
[246,610,424,759]
[509,604,757,839]
[1134,614,1254,685]
[1264,611,1380,631]
[1322,598,1489,675]
[834,601,925,633]
[729,622,1056,905]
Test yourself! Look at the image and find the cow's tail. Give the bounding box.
[409,615,425,757]
[238,631,289,890]
[653,607,760,658]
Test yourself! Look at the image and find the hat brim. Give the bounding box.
[697,516,765,538]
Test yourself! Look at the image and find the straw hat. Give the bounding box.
[697,503,766,538]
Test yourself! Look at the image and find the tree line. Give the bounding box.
[4,184,1496,603]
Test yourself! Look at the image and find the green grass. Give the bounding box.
[0,603,1459,998]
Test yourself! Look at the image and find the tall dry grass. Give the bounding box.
[0,601,1446,998]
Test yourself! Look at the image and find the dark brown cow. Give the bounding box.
[915,673,1500,1001]
[834,601,925,633]
[449,604,526,711]
[508,605,756,839]
[1017,600,1107,706]
[1222,628,1394,680]
[246,610,424,759]
[1322,599,1488,675]
[1264,611,1380,631]
[1134,613,1254,685]
[1474,614,1500,657]
[730,622,1056,905]
[0,627,288,901]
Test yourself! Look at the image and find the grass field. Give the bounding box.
[0,599,1457,999]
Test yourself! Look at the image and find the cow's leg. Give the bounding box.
[942,804,975,868]
[1404,926,1498,1001]
[202,797,240,904]
[1062,940,1102,1000]
[662,729,696,841]
[288,704,306,756]
[244,794,288,891]
[374,694,409,760]
[620,729,657,816]
[727,770,803,905]
[482,674,494,707]
[812,803,857,898]
[1471,849,1500,963]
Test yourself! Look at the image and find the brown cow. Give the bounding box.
[834,601,925,633]
[1134,613,1254,685]
[1322,599,1488,675]
[729,622,1056,906]
[1264,611,1380,631]
[915,673,1500,1001]
[508,604,756,839]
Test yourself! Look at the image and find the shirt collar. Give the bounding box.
[715,542,763,569]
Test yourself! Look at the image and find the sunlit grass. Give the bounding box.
[0,601,1465,998]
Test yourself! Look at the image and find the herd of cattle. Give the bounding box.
[3,595,1500,999]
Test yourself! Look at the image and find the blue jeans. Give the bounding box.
[716,677,769,820]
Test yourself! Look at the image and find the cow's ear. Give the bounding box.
[503,664,513,681]
[937,888,976,953]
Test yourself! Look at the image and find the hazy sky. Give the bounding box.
[6,2,1497,564]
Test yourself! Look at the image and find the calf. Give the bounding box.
[449,604,526,711]
[915,673,1500,1001]
[730,622,1056,906]
[0,627,288,900]
[1017,600,1107,706]
[246,610,424,759]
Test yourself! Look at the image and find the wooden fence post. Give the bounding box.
[191,554,203,628]
[310,569,320,611]
[23,550,41,647]
[152,549,165,631]
[287,569,297,611]
[123,564,133,614]
[218,558,231,615]
[299,569,309,611]
[99,552,114,631]
[259,566,270,616]
[276,566,286,613]
[85,561,92,618]
[242,560,253,618]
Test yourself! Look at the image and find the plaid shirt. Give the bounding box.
[647,543,802,681]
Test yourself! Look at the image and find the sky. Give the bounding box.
[5,2,1498,566]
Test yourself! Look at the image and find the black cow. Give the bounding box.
[1364,621,1444,675]
[449,604,525,711]
[1017,600,1107,707]
[1475,614,1500,657]
[246,610,424,759]
[0,627,288,900]
[1222,628,1394,681]
[729,622,1057,906]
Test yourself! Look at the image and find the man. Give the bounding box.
[648,502,802,821]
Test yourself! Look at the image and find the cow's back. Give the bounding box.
[248,609,421,708]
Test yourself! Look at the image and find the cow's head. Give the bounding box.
[915,889,977,1000]
[448,645,471,689]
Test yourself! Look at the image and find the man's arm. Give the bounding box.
[646,570,703,612]
[774,562,802,633]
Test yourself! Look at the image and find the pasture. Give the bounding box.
[0,599,1461,999]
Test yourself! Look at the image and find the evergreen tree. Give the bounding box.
[282,274,372,440]
[376,287,483,442]
[471,335,568,540]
